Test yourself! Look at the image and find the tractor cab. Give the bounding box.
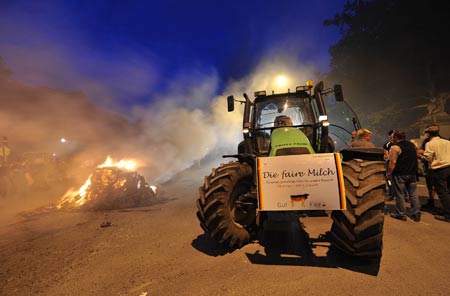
[252,92,317,156]
[228,81,356,158]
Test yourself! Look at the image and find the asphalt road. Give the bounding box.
[1,165,450,296]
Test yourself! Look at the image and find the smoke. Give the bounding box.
[0,52,317,229]
[126,54,317,183]
[0,53,316,181]
[0,0,323,188]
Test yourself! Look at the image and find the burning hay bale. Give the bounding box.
[57,157,157,211]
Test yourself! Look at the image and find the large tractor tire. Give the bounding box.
[196,162,257,248]
[330,159,386,260]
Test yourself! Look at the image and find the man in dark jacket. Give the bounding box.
[387,129,421,222]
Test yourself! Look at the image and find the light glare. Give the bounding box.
[275,75,288,87]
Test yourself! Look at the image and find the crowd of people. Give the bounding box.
[350,125,450,223]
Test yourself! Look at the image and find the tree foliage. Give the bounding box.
[325,0,450,138]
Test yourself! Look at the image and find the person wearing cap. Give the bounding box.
[387,129,421,222]
[349,128,376,148]
[418,125,450,223]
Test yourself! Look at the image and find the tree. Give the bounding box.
[325,0,450,138]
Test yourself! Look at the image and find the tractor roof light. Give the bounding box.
[296,80,314,92]
[254,90,266,97]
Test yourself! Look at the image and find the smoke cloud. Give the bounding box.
[130,53,317,183]
[0,52,317,181]
[0,51,316,228]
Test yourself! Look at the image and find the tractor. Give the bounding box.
[196,81,386,260]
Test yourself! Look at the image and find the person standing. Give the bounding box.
[350,128,376,148]
[418,125,450,222]
[383,129,395,155]
[383,130,395,200]
[387,129,421,222]
[420,129,436,210]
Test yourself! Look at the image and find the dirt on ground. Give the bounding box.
[1,164,450,296]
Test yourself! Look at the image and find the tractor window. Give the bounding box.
[322,92,360,151]
[254,96,315,131]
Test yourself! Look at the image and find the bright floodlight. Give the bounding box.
[60,138,66,143]
[275,75,288,87]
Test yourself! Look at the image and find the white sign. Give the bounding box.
[257,153,346,211]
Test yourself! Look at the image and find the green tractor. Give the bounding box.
[196,81,386,260]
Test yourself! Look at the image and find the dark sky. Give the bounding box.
[0,0,346,116]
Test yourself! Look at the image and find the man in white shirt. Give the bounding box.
[418,125,450,222]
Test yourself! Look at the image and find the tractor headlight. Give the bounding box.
[243,122,250,133]
[318,115,328,122]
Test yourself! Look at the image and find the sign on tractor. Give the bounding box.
[257,153,346,211]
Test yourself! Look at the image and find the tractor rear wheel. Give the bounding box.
[196,162,257,248]
[330,159,386,260]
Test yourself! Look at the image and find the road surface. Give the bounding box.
[1,164,450,296]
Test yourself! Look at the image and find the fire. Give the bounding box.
[56,176,92,209]
[56,156,156,210]
[98,156,137,171]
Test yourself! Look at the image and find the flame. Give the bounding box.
[56,176,92,209]
[98,155,137,171]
